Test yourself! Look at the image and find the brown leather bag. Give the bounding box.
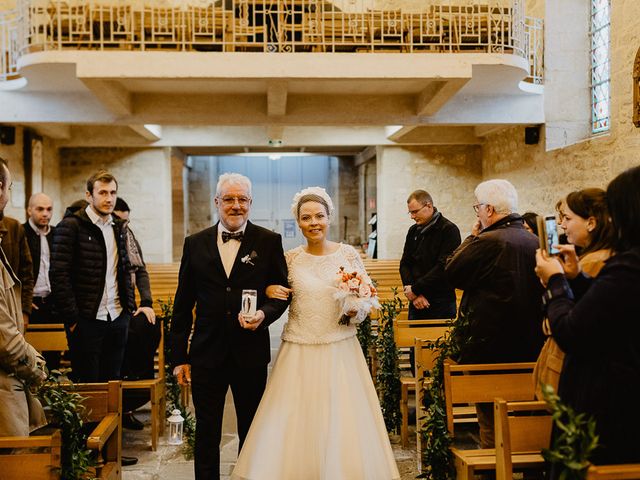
[533,318,565,400]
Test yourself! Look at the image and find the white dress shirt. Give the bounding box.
[86,206,122,321]
[217,223,247,278]
[29,218,52,298]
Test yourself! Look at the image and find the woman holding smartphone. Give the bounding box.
[556,188,615,276]
[535,166,640,471]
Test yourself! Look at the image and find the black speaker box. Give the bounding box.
[525,126,540,145]
[0,126,15,145]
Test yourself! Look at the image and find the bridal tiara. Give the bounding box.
[290,186,335,219]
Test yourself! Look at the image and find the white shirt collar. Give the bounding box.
[85,205,113,226]
[218,222,247,235]
[28,217,50,236]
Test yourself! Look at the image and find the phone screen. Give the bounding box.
[545,216,560,255]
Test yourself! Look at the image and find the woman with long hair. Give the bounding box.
[535,166,640,470]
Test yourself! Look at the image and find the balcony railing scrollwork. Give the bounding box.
[1,0,543,84]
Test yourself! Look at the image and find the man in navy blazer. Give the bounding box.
[170,172,289,480]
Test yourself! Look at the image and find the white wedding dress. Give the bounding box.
[232,244,400,480]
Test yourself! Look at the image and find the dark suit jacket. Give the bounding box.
[0,217,34,314]
[170,221,289,369]
[23,221,55,288]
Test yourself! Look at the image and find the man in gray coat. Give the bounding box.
[0,157,47,436]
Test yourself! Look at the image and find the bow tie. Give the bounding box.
[222,231,244,243]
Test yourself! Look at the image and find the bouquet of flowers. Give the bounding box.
[334,266,381,325]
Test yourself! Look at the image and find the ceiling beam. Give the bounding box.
[355,145,377,166]
[388,125,482,145]
[474,125,507,137]
[128,124,162,141]
[267,81,288,116]
[80,79,132,116]
[416,79,469,116]
[30,123,72,140]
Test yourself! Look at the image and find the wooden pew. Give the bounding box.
[0,381,122,480]
[24,323,68,358]
[394,318,451,447]
[494,398,552,480]
[586,464,640,480]
[0,430,62,480]
[443,360,536,479]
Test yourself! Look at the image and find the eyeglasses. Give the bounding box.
[472,203,486,213]
[218,195,251,207]
[408,203,430,216]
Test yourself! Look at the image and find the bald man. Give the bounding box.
[23,193,55,324]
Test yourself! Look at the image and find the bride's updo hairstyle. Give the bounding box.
[291,187,334,221]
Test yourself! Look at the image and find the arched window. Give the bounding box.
[591,0,610,134]
[634,46,640,128]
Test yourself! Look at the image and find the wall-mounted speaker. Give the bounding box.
[0,126,15,145]
[525,126,540,145]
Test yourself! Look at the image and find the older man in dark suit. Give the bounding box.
[170,172,289,480]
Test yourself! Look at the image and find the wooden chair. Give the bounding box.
[586,464,640,480]
[73,381,122,480]
[494,398,552,480]
[443,360,536,480]
[0,430,62,480]
[122,319,166,451]
[394,318,451,447]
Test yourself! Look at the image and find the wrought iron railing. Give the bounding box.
[0,0,543,83]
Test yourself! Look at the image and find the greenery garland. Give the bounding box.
[541,384,599,480]
[418,310,471,479]
[159,298,196,459]
[356,314,373,368]
[36,372,95,479]
[376,289,402,433]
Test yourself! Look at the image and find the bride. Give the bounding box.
[232,187,400,480]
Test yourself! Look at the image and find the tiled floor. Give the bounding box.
[122,314,420,479]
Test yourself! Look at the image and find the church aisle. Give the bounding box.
[122,315,419,479]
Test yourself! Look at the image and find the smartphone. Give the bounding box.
[536,215,560,255]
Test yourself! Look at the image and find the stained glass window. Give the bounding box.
[591,0,610,134]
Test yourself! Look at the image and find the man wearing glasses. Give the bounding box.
[170,172,289,480]
[445,179,544,449]
[400,189,461,320]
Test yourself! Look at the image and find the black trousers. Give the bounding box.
[191,356,267,480]
[67,313,130,383]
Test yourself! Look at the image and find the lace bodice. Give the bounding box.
[282,243,369,344]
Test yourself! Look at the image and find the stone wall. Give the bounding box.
[0,126,62,223]
[187,156,216,236]
[337,158,360,245]
[59,147,173,263]
[482,0,640,215]
[376,145,482,259]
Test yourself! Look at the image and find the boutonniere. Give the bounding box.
[241,250,258,266]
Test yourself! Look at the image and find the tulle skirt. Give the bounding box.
[231,335,400,480]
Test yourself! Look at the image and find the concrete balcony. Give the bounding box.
[0,0,544,148]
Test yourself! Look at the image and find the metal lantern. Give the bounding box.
[167,409,184,445]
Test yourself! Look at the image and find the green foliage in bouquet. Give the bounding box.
[541,384,599,480]
[418,310,471,480]
[36,372,95,479]
[159,298,196,459]
[376,288,402,434]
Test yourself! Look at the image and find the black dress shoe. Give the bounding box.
[122,413,144,430]
[121,456,138,466]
